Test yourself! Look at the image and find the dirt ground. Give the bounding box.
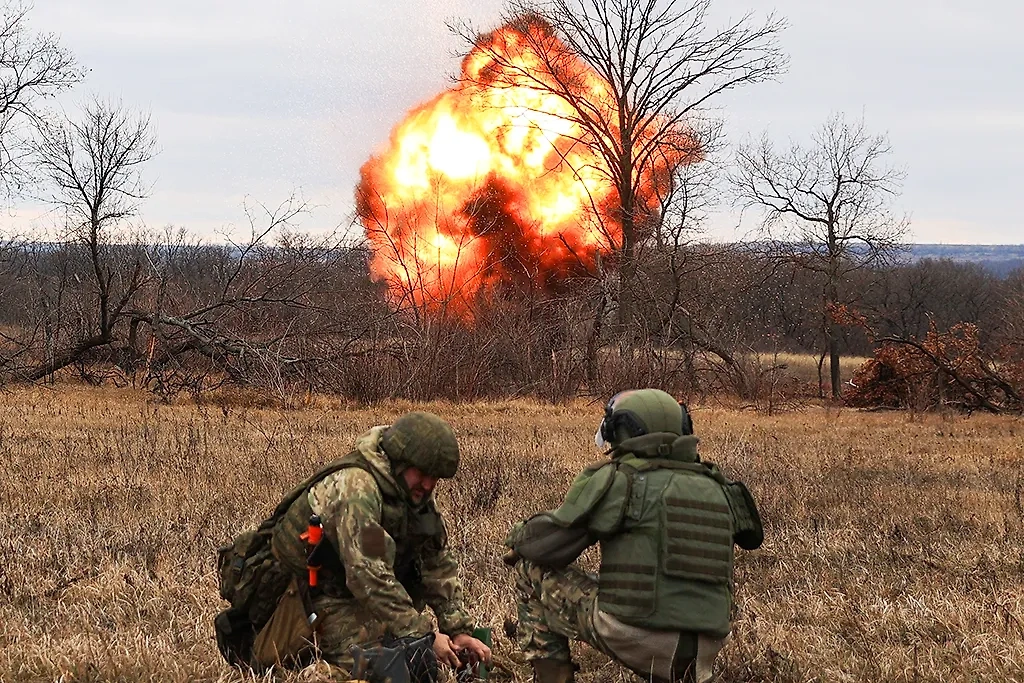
[1,386,1021,682]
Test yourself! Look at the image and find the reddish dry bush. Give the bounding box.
[847,322,1024,413]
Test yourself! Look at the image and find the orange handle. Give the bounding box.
[305,514,323,588]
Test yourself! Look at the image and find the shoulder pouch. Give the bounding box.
[723,480,764,550]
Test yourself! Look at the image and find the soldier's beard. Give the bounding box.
[393,461,432,509]
[406,487,432,510]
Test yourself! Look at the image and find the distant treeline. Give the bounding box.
[2,234,1021,411]
[904,244,1024,278]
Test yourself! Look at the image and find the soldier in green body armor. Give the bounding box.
[503,389,764,683]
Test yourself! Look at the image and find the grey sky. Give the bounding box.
[20,0,1024,244]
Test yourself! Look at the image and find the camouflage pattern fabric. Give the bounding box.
[309,467,434,638]
[512,558,602,663]
[418,536,474,636]
[308,592,387,672]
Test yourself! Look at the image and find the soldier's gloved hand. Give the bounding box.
[432,631,462,668]
[452,633,492,666]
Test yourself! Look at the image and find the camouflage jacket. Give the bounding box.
[273,426,474,638]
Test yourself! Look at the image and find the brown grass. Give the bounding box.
[756,352,872,384]
[1,386,1022,682]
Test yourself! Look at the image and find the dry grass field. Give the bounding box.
[1,386,1022,682]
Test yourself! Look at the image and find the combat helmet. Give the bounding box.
[596,388,693,448]
[380,411,460,479]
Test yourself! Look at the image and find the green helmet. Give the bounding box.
[380,411,460,479]
[597,388,693,447]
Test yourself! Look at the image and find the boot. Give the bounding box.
[531,658,577,683]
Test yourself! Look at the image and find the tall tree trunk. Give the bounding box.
[618,232,636,349]
[586,283,606,386]
[827,245,842,400]
[816,348,827,400]
[617,158,637,354]
[829,324,841,400]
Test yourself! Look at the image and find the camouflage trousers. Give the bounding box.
[513,559,722,683]
[513,558,601,664]
[307,593,389,677]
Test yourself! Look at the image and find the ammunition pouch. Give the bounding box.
[251,577,317,669]
[723,480,763,550]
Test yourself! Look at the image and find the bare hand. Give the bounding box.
[452,633,493,666]
[432,631,461,668]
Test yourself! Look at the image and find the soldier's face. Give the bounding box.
[402,466,438,503]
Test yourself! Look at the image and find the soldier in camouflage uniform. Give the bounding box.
[503,389,763,683]
[269,411,491,677]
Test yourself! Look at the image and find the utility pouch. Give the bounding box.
[217,530,262,603]
[251,577,316,669]
[724,481,764,550]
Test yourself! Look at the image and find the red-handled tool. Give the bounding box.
[300,514,323,588]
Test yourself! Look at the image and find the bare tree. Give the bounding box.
[452,0,786,343]
[0,1,83,199]
[631,148,765,396]
[125,197,350,400]
[731,113,909,399]
[5,97,376,396]
[0,234,35,375]
[864,258,1001,344]
[27,99,155,378]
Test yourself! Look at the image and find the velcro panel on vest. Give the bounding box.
[598,534,658,617]
[660,476,733,585]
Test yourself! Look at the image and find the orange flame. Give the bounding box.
[357,17,698,315]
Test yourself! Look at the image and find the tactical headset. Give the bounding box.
[599,392,694,443]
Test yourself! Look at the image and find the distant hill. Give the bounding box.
[905,244,1024,277]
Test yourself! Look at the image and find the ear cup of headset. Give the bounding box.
[602,392,694,443]
[679,402,693,436]
[600,393,621,443]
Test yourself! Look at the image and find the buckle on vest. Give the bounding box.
[657,444,671,457]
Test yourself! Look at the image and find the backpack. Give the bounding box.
[214,519,293,668]
[213,457,361,669]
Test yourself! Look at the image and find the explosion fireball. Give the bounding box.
[356,17,699,314]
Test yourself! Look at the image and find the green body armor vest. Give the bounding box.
[544,433,757,637]
[597,453,734,636]
[270,449,446,601]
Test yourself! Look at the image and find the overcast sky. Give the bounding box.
[20,0,1024,244]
